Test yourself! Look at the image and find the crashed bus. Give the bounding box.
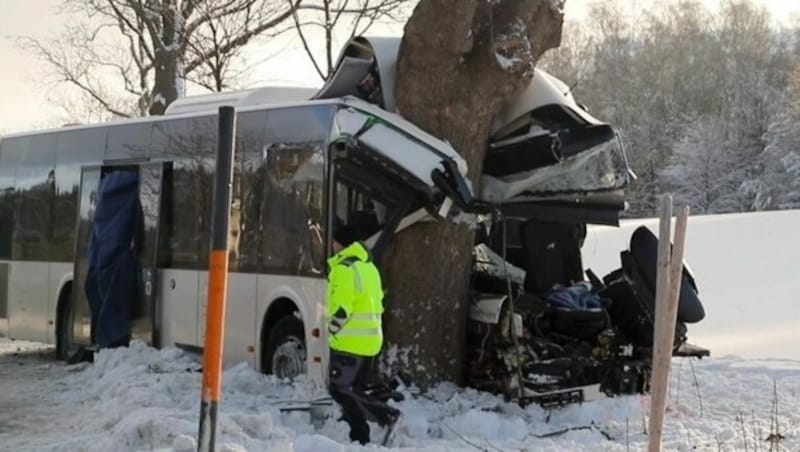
[0,36,706,406]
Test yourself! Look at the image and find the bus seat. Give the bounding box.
[625,226,705,323]
[519,219,585,294]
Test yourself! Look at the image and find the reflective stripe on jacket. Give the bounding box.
[327,242,384,357]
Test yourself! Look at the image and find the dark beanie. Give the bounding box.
[333,224,359,247]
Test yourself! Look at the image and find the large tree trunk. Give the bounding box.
[150,48,182,116]
[149,1,184,116]
[382,0,565,387]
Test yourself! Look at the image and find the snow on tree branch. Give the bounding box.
[548,0,564,15]
[487,0,563,76]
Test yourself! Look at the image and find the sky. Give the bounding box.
[1,0,799,134]
[0,0,64,133]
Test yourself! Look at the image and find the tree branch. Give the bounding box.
[181,0,198,21]
[185,0,288,37]
[331,0,351,25]
[17,35,133,118]
[288,0,326,79]
[124,0,168,52]
[298,1,399,15]
[184,0,300,73]
[324,0,333,75]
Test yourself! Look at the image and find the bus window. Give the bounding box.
[261,142,325,276]
[265,105,333,144]
[106,123,152,161]
[231,111,267,273]
[154,118,208,269]
[0,138,21,259]
[191,115,217,268]
[53,128,107,262]
[334,181,386,244]
[14,134,57,261]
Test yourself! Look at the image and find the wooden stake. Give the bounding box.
[648,198,689,452]
[665,206,690,351]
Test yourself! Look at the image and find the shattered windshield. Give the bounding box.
[480,133,631,202]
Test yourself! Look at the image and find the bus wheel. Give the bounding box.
[56,288,92,364]
[265,315,306,379]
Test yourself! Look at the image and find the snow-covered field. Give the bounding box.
[583,209,800,360]
[2,210,800,451]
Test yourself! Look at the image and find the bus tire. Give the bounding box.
[56,287,92,364]
[264,315,306,379]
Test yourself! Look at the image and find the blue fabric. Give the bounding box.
[85,171,141,348]
[545,282,603,310]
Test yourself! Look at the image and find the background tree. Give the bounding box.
[19,0,299,117]
[18,0,410,119]
[661,115,745,213]
[540,0,796,217]
[750,64,800,210]
[381,0,564,385]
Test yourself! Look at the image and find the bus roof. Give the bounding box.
[0,96,342,140]
[163,86,320,116]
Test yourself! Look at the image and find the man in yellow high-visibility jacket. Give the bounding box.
[327,224,400,445]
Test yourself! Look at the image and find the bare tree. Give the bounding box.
[288,0,411,80]
[184,1,299,92]
[380,0,564,386]
[19,0,299,117]
[661,116,746,214]
[538,0,796,217]
[19,0,414,119]
[750,63,800,210]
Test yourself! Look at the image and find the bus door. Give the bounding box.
[70,163,165,352]
[69,166,102,355]
[131,162,166,347]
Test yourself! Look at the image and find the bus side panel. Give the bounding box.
[47,262,72,345]
[198,271,207,347]
[158,268,199,348]
[7,261,50,343]
[198,270,257,367]
[0,262,8,337]
[220,272,257,368]
[256,275,327,380]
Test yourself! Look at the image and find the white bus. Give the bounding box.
[1,37,654,400]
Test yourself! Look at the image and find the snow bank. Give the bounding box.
[2,337,799,451]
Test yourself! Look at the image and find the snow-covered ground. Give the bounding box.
[1,337,798,451]
[2,210,800,451]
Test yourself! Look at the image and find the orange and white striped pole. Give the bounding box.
[198,106,236,452]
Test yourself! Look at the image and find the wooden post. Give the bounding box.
[648,195,673,452]
[197,106,236,452]
[666,206,690,354]
[648,196,690,452]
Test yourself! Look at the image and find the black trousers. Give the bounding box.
[328,349,399,444]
